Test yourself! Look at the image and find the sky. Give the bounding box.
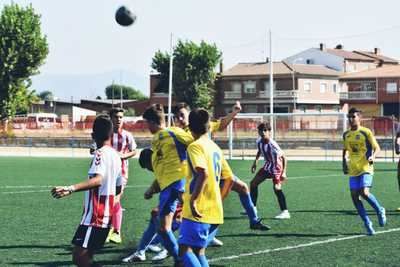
[2,0,400,98]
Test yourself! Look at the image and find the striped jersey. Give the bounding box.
[80,145,123,228]
[111,129,137,178]
[256,137,284,176]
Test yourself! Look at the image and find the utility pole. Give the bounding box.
[167,33,174,127]
[269,30,274,138]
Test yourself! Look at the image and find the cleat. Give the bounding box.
[250,219,271,231]
[274,210,291,219]
[122,250,146,263]
[365,221,375,236]
[152,249,169,262]
[378,208,386,227]
[240,210,247,216]
[209,237,224,247]
[109,232,122,244]
[147,244,163,253]
[105,228,113,243]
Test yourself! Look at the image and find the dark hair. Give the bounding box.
[348,107,362,115]
[109,107,124,118]
[142,104,165,125]
[189,108,209,135]
[172,102,190,116]
[139,148,153,171]
[257,122,272,132]
[92,115,113,143]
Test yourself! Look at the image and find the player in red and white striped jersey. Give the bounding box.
[51,114,123,267]
[108,107,137,243]
[250,121,290,220]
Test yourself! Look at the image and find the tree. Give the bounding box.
[151,40,222,109]
[0,4,48,120]
[105,84,148,101]
[38,90,54,101]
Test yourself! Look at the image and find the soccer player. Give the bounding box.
[342,107,386,235]
[173,102,270,230]
[142,104,194,265]
[179,108,233,267]
[107,108,137,244]
[51,115,122,267]
[396,131,400,204]
[250,122,290,219]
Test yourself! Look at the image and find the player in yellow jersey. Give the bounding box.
[342,107,386,235]
[142,104,194,265]
[173,102,270,232]
[179,108,233,267]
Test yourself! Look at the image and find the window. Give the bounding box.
[320,82,327,93]
[386,82,397,93]
[245,104,258,113]
[333,105,341,112]
[304,82,312,92]
[244,81,256,94]
[299,105,306,112]
[264,81,277,91]
[315,105,322,112]
[361,81,375,91]
[232,82,241,92]
[333,83,338,93]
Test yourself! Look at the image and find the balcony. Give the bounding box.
[259,90,298,98]
[340,91,376,100]
[224,91,242,99]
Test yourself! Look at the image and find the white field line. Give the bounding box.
[209,227,400,263]
[0,174,342,194]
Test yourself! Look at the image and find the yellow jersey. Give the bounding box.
[151,127,194,190]
[182,135,233,224]
[343,126,379,176]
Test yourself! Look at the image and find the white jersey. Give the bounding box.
[80,145,122,228]
[111,129,137,178]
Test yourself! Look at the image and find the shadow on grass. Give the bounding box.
[0,245,71,250]
[291,209,356,215]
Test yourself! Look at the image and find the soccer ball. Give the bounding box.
[115,6,136,26]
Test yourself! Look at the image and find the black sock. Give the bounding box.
[250,186,258,207]
[275,190,287,211]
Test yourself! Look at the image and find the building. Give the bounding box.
[214,61,342,116]
[340,65,400,118]
[285,44,398,73]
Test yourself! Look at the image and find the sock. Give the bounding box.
[239,193,259,224]
[138,217,158,251]
[354,199,370,224]
[250,186,258,207]
[206,225,219,246]
[112,202,122,233]
[274,190,288,211]
[198,254,209,267]
[159,230,179,260]
[182,251,201,267]
[364,193,382,214]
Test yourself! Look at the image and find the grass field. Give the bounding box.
[1,157,400,267]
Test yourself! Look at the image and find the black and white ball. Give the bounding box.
[115,6,136,26]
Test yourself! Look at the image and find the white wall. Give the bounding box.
[284,48,344,71]
[72,106,96,122]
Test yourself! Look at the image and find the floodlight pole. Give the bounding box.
[167,33,174,127]
[269,30,274,138]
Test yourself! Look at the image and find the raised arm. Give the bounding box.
[218,101,242,131]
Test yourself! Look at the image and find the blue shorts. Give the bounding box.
[179,218,215,248]
[159,179,185,217]
[349,173,373,190]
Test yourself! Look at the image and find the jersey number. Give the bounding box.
[213,152,221,182]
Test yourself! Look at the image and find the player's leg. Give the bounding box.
[273,181,290,219]
[249,168,268,208]
[232,178,270,230]
[358,174,386,226]
[109,193,123,243]
[193,247,209,267]
[180,245,201,267]
[158,185,182,263]
[349,175,375,235]
[72,246,93,267]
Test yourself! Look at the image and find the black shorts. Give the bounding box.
[71,225,109,250]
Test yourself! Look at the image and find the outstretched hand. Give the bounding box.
[51,186,74,199]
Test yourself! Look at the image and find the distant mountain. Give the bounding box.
[31,70,148,101]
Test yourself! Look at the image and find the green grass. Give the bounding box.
[1,157,399,266]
